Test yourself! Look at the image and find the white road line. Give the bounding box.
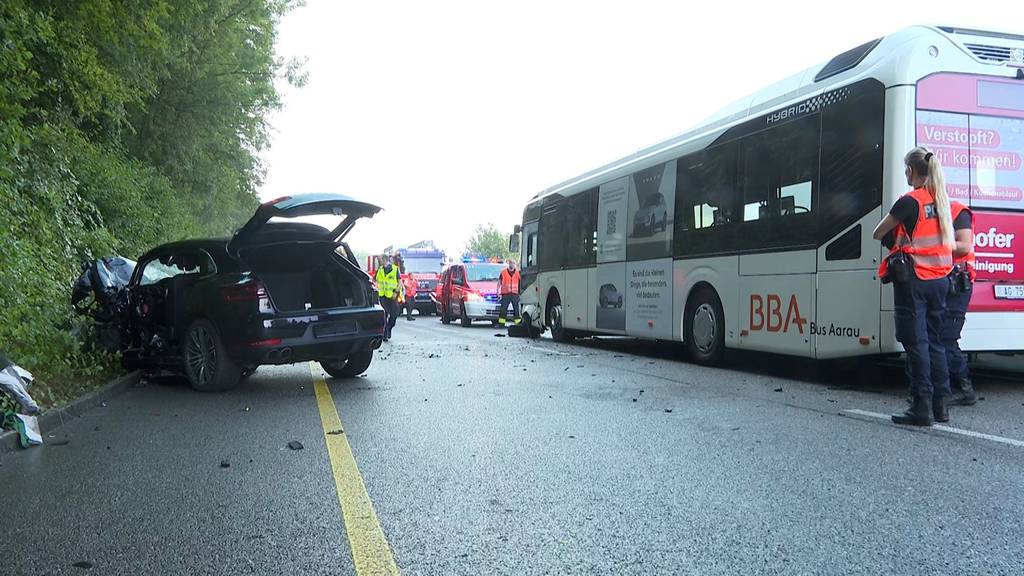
[526,345,573,356]
[844,409,1024,448]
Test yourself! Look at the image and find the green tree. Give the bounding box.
[465,224,514,261]
[0,0,305,408]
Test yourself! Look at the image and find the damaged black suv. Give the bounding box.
[121,194,385,391]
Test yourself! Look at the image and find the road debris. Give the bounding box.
[0,358,40,414]
[220,460,230,469]
[664,409,673,413]
[327,429,344,435]
[72,561,94,569]
[287,441,304,451]
[773,387,783,392]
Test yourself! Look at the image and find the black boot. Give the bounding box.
[949,377,977,406]
[933,395,949,423]
[892,396,933,426]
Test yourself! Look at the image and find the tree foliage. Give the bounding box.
[0,0,303,407]
[465,224,514,261]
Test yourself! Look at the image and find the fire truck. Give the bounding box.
[367,243,445,316]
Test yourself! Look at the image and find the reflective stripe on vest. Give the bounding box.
[376,266,399,298]
[951,201,977,281]
[500,268,520,295]
[877,188,953,281]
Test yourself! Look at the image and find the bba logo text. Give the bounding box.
[749,294,806,334]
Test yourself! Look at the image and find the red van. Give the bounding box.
[435,261,506,326]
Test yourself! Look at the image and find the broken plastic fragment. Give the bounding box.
[287,441,304,450]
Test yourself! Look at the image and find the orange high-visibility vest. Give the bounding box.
[951,201,976,281]
[878,188,953,281]
[499,268,520,295]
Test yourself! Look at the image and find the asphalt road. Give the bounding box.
[2,314,1023,575]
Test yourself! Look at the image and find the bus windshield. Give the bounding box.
[466,263,504,282]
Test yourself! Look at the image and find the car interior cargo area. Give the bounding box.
[246,244,368,312]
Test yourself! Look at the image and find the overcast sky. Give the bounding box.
[259,0,1009,257]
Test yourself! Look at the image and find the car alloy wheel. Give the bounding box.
[185,324,218,388]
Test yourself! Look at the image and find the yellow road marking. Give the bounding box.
[310,363,400,575]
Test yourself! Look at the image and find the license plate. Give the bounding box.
[994,284,1024,299]
[313,321,357,337]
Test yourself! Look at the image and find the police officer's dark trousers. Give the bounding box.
[894,276,951,398]
[380,296,398,339]
[942,279,972,383]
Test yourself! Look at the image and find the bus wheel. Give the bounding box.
[548,296,573,343]
[686,288,724,365]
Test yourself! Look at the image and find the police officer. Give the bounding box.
[375,256,400,341]
[498,259,521,327]
[873,146,955,426]
[945,200,977,405]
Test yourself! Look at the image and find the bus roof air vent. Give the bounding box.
[963,43,1016,63]
[813,38,882,83]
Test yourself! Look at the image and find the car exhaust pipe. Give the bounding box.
[370,337,383,350]
[280,347,293,361]
[266,349,280,361]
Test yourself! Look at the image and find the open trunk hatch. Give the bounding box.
[228,193,381,256]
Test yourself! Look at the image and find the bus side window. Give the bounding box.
[526,232,537,268]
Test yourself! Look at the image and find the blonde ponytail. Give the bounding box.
[905,147,955,249]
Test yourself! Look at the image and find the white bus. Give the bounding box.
[510,25,1024,365]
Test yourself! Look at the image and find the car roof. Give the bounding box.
[137,238,234,267]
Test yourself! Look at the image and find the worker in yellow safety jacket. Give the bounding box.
[375,256,400,341]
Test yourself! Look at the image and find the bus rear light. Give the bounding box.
[740,330,749,337]
[859,337,871,346]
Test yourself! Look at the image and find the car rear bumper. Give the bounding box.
[230,306,386,364]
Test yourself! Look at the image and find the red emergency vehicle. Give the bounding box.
[367,247,445,316]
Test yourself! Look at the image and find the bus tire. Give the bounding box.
[686,287,724,366]
[548,294,573,343]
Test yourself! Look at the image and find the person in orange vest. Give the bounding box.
[873,146,955,426]
[497,259,521,327]
[394,255,417,321]
[944,200,977,406]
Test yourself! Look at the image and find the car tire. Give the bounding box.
[686,287,725,366]
[548,296,573,343]
[616,296,623,309]
[321,351,373,378]
[183,319,241,392]
[460,300,472,327]
[441,304,451,324]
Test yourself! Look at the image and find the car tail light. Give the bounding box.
[244,338,283,347]
[221,281,274,313]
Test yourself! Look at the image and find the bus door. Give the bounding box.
[735,117,819,357]
[814,85,885,359]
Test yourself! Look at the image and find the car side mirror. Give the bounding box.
[509,234,520,255]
